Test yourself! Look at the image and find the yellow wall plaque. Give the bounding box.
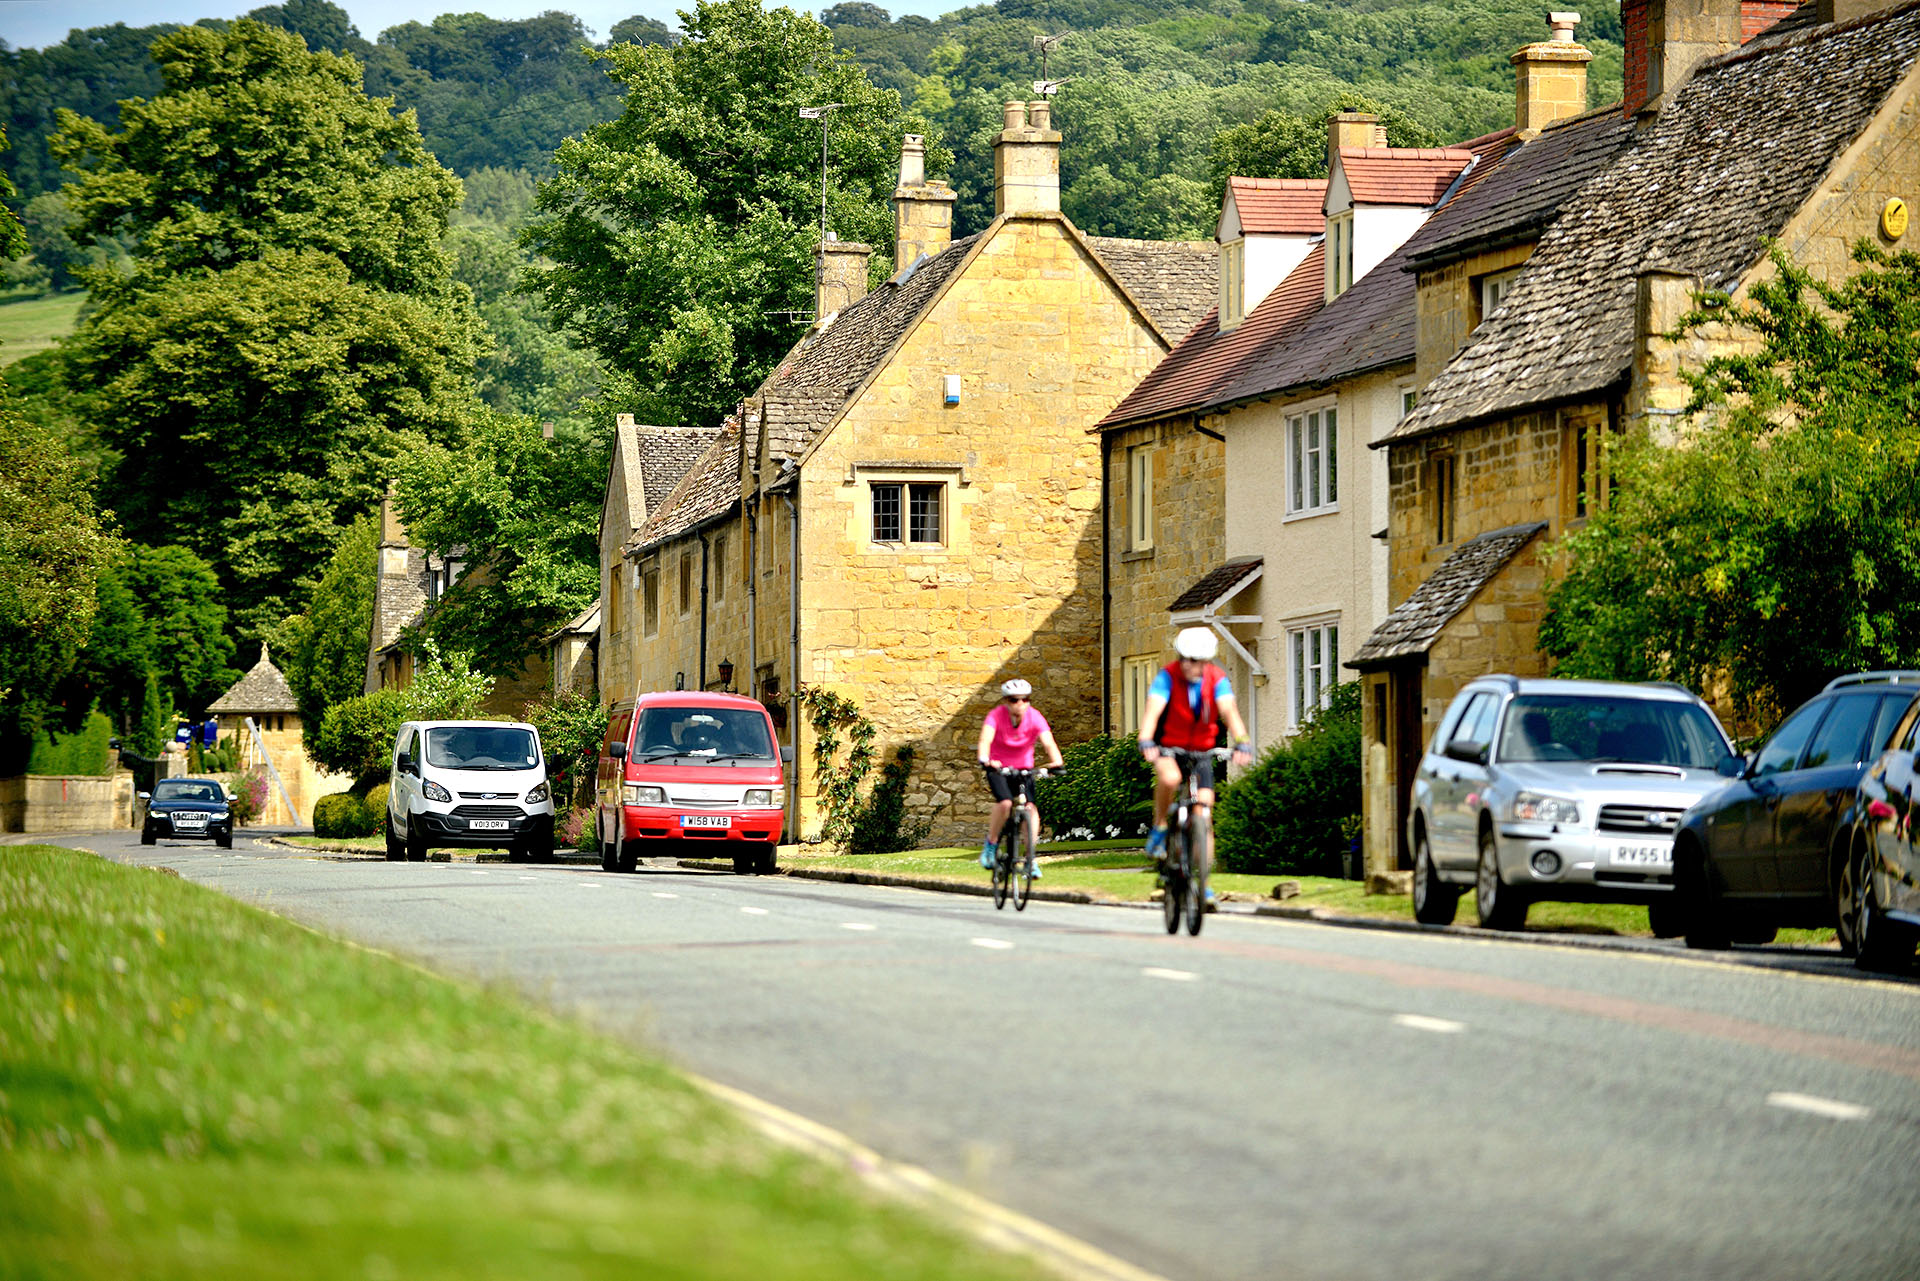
[1884,197,1909,241]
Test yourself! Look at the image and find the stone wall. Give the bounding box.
[1413,244,1535,387]
[1105,415,1224,738]
[0,773,137,833]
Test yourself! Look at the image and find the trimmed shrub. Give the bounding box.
[1215,681,1361,875]
[27,710,113,775]
[361,783,390,832]
[313,791,377,838]
[1035,735,1153,841]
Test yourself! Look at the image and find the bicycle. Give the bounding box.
[988,766,1051,912]
[1157,746,1226,936]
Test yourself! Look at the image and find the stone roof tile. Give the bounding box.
[208,648,300,714]
[636,425,722,513]
[1347,523,1547,669]
[631,419,743,554]
[1169,557,1263,613]
[1389,2,1920,444]
[1083,235,1220,342]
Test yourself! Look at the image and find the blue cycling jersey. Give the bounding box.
[1148,668,1234,711]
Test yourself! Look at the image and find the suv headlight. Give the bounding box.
[210,809,229,820]
[421,779,452,803]
[743,789,774,807]
[524,783,549,805]
[623,784,666,805]
[1511,791,1580,824]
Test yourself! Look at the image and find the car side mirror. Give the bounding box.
[1443,739,1488,766]
[780,744,796,763]
[608,741,626,760]
[137,791,151,800]
[1715,753,1747,778]
[397,753,416,776]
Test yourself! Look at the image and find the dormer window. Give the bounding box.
[1326,212,1356,298]
[1220,240,1246,330]
[1478,267,1524,325]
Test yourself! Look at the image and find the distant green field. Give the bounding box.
[0,290,84,364]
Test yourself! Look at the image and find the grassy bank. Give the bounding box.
[0,290,84,365]
[0,846,1044,1281]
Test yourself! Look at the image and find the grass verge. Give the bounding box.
[0,846,1046,1281]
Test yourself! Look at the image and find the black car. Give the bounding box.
[1672,672,1920,950]
[140,776,234,848]
[1845,698,1920,972]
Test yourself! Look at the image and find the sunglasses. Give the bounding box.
[1004,696,1030,704]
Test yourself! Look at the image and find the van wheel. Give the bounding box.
[615,829,638,874]
[405,816,427,862]
[385,816,405,862]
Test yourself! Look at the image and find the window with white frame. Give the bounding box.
[1400,387,1418,421]
[1127,444,1155,552]
[870,480,945,546]
[1286,404,1338,515]
[1478,267,1523,324]
[1122,655,1158,741]
[1290,620,1340,727]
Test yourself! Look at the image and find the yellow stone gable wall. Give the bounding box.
[1104,415,1225,738]
[1413,243,1535,387]
[795,215,1170,846]
[599,454,638,708]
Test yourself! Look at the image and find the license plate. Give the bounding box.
[680,815,730,828]
[1611,842,1670,866]
[174,815,206,828]
[469,819,509,831]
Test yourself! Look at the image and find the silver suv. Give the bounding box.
[1410,677,1736,932]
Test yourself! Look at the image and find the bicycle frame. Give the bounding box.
[1158,746,1227,936]
[990,766,1043,911]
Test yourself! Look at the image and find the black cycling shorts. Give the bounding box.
[984,768,1038,805]
[1156,750,1214,793]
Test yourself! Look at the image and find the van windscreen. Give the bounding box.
[426,726,540,771]
[632,708,775,761]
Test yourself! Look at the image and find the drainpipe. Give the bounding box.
[746,498,758,711]
[698,533,710,690]
[1099,433,1111,736]
[782,478,802,845]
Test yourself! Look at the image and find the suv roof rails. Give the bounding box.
[1821,671,1920,692]
[1638,681,1695,695]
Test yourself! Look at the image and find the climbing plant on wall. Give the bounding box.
[793,684,878,847]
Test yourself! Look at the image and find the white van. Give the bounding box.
[386,720,555,862]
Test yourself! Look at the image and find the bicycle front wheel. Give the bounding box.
[992,833,1010,909]
[1008,822,1030,911]
[1185,808,1211,936]
[1162,827,1184,934]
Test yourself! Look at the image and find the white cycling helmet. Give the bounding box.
[1174,627,1218,661]
[1000,678,1032,697]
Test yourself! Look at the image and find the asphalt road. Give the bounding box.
[37,829,1920,1281]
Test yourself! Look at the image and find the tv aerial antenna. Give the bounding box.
[1033,32,1070,96]
[799,102,847,243]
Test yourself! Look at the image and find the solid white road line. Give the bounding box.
[1393,1013,1466,1034]
[971,938,1015,950]
[741,906,769,916]
[1142,967,1198,983]
[1766,1091,1871,1121]
[693,1075,1171,1281]
[841,922,877,931]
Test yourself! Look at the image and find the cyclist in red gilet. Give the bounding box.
[1137,627,1252,861]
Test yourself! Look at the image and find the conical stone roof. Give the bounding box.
[207,645,300,714]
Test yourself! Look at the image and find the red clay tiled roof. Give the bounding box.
[1339,147,1475,206]
[1096,243,1326,431]
[1226,178,1328,234]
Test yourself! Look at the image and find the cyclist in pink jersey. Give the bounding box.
[976,678,1064,876]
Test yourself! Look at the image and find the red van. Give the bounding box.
[596,691,791,875]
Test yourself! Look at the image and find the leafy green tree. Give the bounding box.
[524,0,928,426]
[450,224,602,418]
[0,388,116,773]
[61,542,237,735]
[1541,242,1920,721]
[131,670,175,759]
[52,21,478,636]
[310,686,411,780]
[392,412,608,678]
[270,516,378,748]
[1208,95,1440,204]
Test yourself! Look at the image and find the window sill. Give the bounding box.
[1282,504,1340,524]
[1120,547,1154,563]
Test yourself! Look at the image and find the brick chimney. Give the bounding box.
[1326,111,1386,175]
[1512,12,1593,137]
[1815,1,1886,21]
[892,134,956,271]
[993,100,1061,215]
[814,237,872,318]
[1622,1,1751,116]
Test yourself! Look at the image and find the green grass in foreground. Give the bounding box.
[0,846,1045,1281]
[783,845,1839,946]
[0,291,84,365]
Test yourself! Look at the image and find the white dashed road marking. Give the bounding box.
[971,938,1014,950]
[742,906,769,916]
[470,870,489,875]
[1142,967,1198,983]
[841,922,877,931]
[652,892,679,899]
[1766,1092,1871,1121]
[1394,1014,1466,1034]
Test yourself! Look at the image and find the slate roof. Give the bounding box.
[1169,557,1263,613]
[208,648,300,714]
[1388,1,1920,444]
[758,234,982,465]
[1346,523,1547,669]
[1224,178,1328,235]
[1339,147,1475,205]
[1097,244,1326,430]
[1083,235,1220,343]
[1401,110,1633,271]
[631,418,744,554]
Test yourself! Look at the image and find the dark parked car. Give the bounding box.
[1672,672,1920,951]
[1844,696,1920,972]
[140,776,234,848]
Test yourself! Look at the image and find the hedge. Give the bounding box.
[313,791,378,839]
[1034,735,1153,840]
[1214,682,1361,876]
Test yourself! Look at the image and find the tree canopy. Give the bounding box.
[265,514,378,749]
[523,0,925,426]
[1540,242,1920,722]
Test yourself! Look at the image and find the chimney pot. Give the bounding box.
[898,134,925,188]
[1003,101,1026,131]
[1028,99,1051,130]
[1550,11,1581,41]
